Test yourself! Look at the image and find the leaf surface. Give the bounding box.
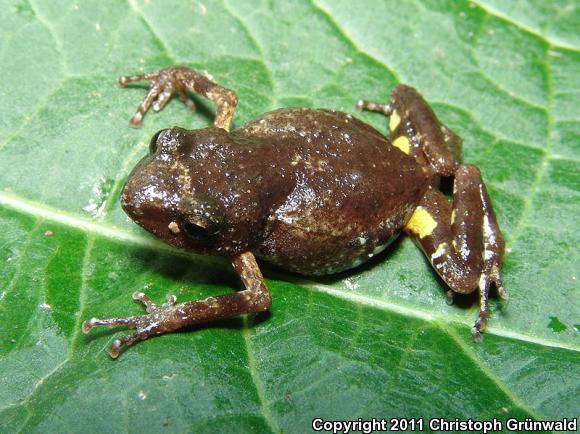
[0,0,578,432]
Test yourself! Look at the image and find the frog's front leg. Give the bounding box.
[82,252,271,358]
[405,165,507,341]
[119,66,238,131]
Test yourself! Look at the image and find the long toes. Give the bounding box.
[129,84,161,127]
[132,291,157,313]
[107,330,149,358]
[82,315,139,333]
[118,74,145,87]
[355,100,392,115]
[108,339,123,358]
[152,88,173,112]
[471,311,488,343]
[471,326,483,343]
[118,71,159,87]
[82,319,94,333]
[490,270,508,300]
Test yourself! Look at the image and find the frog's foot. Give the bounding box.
[82,252,271,358]
[471,275,491,343]
[470,262,508,338]
[119,70,174,127]
[82,292,179,358]
[132,291,178,313]
[405,165,506,342]
[119,66,238,131]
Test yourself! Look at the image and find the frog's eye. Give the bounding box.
[149,129,165,154]
[181,215,219,240]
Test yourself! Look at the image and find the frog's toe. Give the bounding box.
[471,307,489,343]
[83,292,187,357]
[83,311,168,358]
[489,264,508,300]
[152,87,173,112]
[471,323,484,343]
[132,291,157,313]
[132,291,177,312]
[107,328,153,358]
[82,315,140,333]
[355,99,393,116]
[118,71,158,87]
[128,83,164,128]
[470,266,507,342]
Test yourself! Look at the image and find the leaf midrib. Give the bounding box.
[1,191,577,353]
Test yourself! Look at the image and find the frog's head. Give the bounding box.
[121,127,265,256]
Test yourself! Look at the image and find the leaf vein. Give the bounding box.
[441,323,544,421]
[221,0,277,110]
[304,282,579,352]
[505,46,556,250]
[0,199,578,353]
[125,0,177,62]
[310,0,401,83]
[473,0,580,52]
[242,317,280,434]
[27,0,69,73]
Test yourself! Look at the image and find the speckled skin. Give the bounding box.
[83,66,506,357]
[122,108,426,276]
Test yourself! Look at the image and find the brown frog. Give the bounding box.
[83,66,507,358]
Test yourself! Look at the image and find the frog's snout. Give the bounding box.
[121,167,174,226]
[120,176,147,221]
[121,180,175,243]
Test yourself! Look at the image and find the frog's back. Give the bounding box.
[233,108,427,275]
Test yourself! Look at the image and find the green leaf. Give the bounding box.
[1,0,578,432]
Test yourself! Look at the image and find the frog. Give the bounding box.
[82,66,507,358]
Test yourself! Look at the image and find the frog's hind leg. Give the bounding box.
[82,252,271,358]
[119,66,238,131]
[357,84,461,176]
[405,165,506,341]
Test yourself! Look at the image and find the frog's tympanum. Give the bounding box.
[83,66,507,358]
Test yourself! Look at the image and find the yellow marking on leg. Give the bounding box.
[392,136,410,154]
[389,110,401,131]
[405,206,437,239]
[451,209,456,225]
